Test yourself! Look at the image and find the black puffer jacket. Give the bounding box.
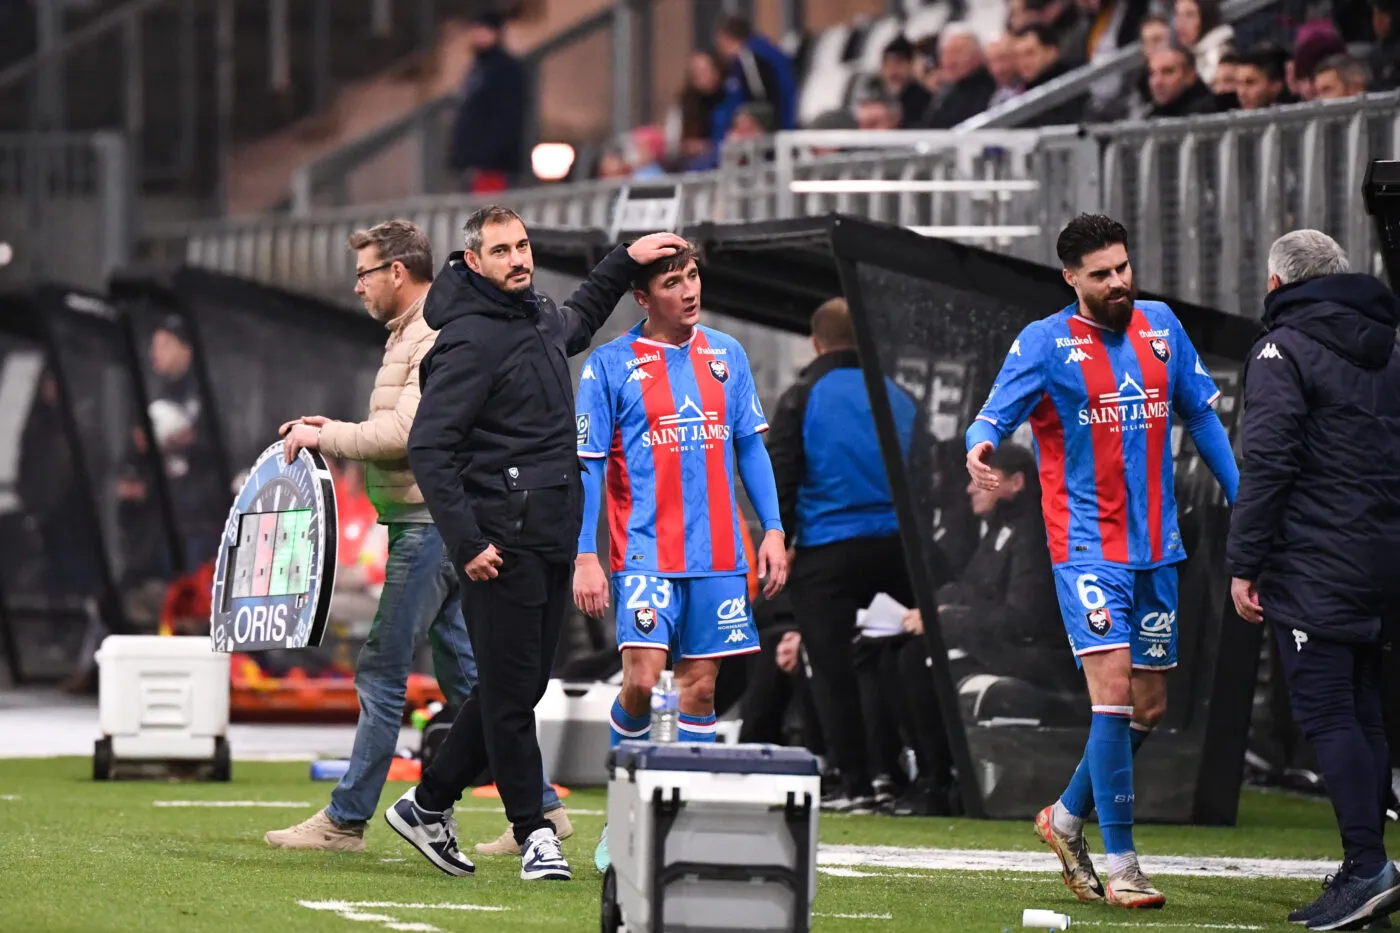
[1226,273,1400,640]
[407,246,638,567]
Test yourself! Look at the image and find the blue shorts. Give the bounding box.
[1052,563,1179,671]
[612,572,759,660]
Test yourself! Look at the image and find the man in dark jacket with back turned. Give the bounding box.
[1228,229,1400,932]
[386,204,686,883]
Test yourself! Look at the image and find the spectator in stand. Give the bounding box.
[1235,46,1296,109]
[1370,0,1400,90]
[677,50,725,170]
[1026,0,1088,65]
[727,101,776,142]
[1077,0,1151,121]
[1174,0,1235,87]
[1290,26,1348,99]
[880,36,933,128]
[1214,49,1243,104]
[922,25,998,128]
[1130,15,1172,109]
[1313,53,1371,97]
[711,14,797,154]
[448,11,525,194]
[986,33,1025,107]
[915,35,943,97]
[595,147,632,180]
[1015,26,1088,126]
[852,77,902,130]
[1008,0,1034,33]
[1145,44,1219,116]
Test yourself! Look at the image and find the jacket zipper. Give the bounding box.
[515,489,529,535]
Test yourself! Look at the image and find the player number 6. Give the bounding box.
[1076,573,1107,611]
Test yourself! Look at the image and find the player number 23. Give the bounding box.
[1076,573,1107,611]
[624,574,673,610]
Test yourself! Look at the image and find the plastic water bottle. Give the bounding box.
[650,670,680,742]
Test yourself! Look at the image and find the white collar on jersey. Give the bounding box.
[633,332,695,350]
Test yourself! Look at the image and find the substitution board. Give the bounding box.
[210,442,337,652]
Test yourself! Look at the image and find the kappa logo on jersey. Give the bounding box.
[576,413,590,446]
[1258,343,1282,360]
[626,368,652,383]
[1150,337,1171,363]
[708,359,730,383]
[1086,607,1112,635]
[1080,373,1168,433]
[1010,339,1022,356]
[717,596,747,624]
[1140,610,1176,634]
[581,365,597,380]
[634,607,657,635]
[1065,347,1093,363]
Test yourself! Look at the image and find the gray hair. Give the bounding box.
[463,205,524,253]
[1267,229,1350,285]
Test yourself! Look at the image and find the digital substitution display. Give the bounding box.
[211,443,337,652]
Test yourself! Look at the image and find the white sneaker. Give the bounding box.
[520,827,571,881]
[384,787,475,877]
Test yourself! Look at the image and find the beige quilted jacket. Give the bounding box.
[317,296,435,517]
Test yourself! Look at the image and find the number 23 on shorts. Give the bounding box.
[614,574,676,648]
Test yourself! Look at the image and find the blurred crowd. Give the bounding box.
[498,0,1394,181]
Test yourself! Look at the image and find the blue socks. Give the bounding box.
[1084,708,1135,855]
[1059,720,1152,820]
[678,712,717,743]
[609,697,651,748]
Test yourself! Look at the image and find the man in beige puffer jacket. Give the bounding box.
[266,220,570,854]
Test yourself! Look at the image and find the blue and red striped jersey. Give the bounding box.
[575,321,768,576]
[974,302,1222,569]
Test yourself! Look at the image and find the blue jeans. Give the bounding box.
[327,524,560,824]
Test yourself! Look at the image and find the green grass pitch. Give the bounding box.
[0,758,1364,932]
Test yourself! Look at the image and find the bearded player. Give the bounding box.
[572,243,788,873]
[966,214,1239,908]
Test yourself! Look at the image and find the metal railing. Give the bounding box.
[142,93,1400,318]
[0,131,133,292]
[956,0,1284,131]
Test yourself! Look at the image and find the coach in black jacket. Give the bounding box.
[1227,229,1400,929]
[392,205,686,881]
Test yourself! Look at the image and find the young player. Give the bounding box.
[572,244,789,873]
[966,214,1239,909]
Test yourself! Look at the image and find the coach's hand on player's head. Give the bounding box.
[966,441,1000,491]
[626,233,689,265]
[465,543,503,582]
[572,552,609,618]
[757,529,789,599]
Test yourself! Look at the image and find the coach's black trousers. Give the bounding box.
[1273,621,1391,874]
[417,549,570,847]
[791,534,914,792]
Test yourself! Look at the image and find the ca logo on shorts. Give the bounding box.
[634,607,657,635]
[717,597,747,623]
[1140,610,1175,634]
[1086,607,1112,636]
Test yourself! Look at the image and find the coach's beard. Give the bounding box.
[1086,286,1136,331]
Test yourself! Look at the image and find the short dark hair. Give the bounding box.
[986,443,1039,491]
[883,35,915,62]
[1017,24,1061,50]
[1218,50,1242,67]
[1189,0,1224,35]
[629,243,697,292]
[347,219,434,282]
[810,297,855,349]
[1236,46,1287,83]
[1151,42,1197,70]
[1139,13,1170,31]
[1056,213,1129,268]
[717,14,752,42]
[462,206,525,253]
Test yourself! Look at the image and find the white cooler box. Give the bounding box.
[536,678,620,787]
[94,635,232,780]
[602,741,821,933]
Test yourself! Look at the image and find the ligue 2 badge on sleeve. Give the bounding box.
[210,442,338,652]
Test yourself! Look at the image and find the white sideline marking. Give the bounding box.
[819,866,1054,882]
[154,800,313,808]
[298,900,508,933]
[814,912,892,920]
[1079,924,1264,930]
[0,794,18,801]
[818,845,1336,880]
